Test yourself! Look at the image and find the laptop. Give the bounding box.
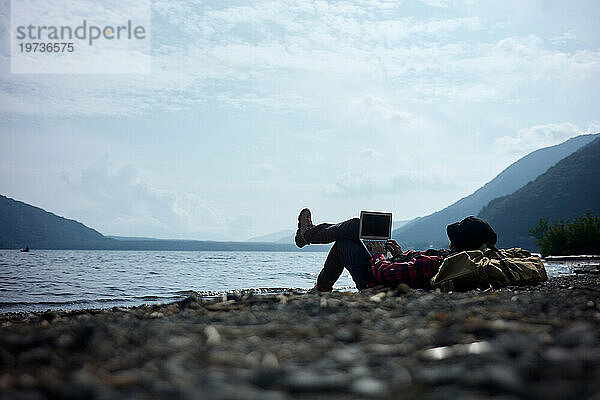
[359,210,393,256]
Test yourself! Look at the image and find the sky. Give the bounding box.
[1,0,599,241]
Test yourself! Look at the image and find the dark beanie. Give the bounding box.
[446,216,497,251]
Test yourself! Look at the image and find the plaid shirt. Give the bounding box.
[370,250,445,289]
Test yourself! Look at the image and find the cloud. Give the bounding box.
[325,170,451,198]
[0,1,542,117]
[493,122,581,155]
[60,158,251,239]
[348,95,412,123]
[253,162,278,177]
[418,0,451,8]
[549,31,577,45]
[359,148,380,161]
[587,122,600,135]
[1,0,598,118]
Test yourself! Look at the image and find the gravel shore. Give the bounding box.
[1,273,599,400]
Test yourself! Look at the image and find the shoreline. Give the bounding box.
[2,273,600,399]
[0,287,357,315]
[0,257,586,315]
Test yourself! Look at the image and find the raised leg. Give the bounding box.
[304,218,360,245]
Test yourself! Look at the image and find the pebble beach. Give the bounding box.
[1,267,599,400]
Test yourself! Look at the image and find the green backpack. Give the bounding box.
[430,246,548,292]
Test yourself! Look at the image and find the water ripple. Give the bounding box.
[0,249,572,313]
[0,250,334,312]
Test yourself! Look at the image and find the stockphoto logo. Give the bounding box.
[15,20,147,46]
[10,0,151,74]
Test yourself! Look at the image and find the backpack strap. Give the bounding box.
[488,245,517,285]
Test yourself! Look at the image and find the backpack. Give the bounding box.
[430,246,548,292]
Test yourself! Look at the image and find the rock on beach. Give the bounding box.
[1,274,600,399]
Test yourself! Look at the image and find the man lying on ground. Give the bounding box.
[294,209,498,292]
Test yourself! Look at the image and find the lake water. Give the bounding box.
[0,250,574,313]
[0,250,351,313]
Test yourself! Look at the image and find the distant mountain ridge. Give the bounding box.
[392,134,599,249]
[247,229,295,243]
[5,134,597,252]
[0,195,112,249]
[479,136,600,250]
[0,195,328,251]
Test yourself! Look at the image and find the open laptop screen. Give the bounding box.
[359,211,392,239]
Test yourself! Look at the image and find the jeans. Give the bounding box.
[304,218,375,291]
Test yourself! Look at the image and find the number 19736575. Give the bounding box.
[19,42,74,52]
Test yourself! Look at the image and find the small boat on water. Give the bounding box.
[20,247,29,252]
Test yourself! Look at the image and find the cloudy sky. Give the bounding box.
[1,0,599,240]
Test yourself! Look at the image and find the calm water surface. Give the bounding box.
[0,250,354,313]
[0,250,573,313]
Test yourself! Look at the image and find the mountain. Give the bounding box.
[0,195,328,251]
[277,235,294,244]
[107,236,164,241]
[0,195,115,249]
[393,220,410,230]
[478,137,600,250]
[392,134,599,249]
[247,229,295,242]
[108,233,234,241]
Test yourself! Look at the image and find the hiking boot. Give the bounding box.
[294,208,313,248]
